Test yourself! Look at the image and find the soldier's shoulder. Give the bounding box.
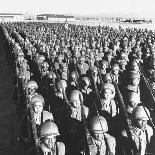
[104,133,116,143]
[42,110,54,122]
[57,142,65,153]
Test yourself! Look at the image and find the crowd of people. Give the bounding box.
[0,21,155,155]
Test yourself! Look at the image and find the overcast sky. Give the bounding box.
[1,0,155,17]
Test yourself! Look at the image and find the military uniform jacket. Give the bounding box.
[28,142,65,155]
[100,99,117,117]
[88,133,116,155]
[122,125,153,155]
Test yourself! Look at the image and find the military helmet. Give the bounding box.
[27,80,38,89]
[38,55,45,61]
[130,72,140,79]
[102,83,115,93]
[42,61,49,68]
[132,105,150,120]
[57,80,67,89]
[128,92,140,103]
[31,94,45,105]
[112,64,119,71]
[81,76,90,86]
[103,73,112,83]
[79,56,85,62]
[89,116,108,132]
[48,71,56,79]
[71,71,77,78]
[39,121,60,138]
[57,54,63,60]
[69,90,83,102]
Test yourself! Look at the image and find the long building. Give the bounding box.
[37,14,75,21]
[0,13,24,21]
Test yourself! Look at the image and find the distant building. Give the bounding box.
[0,13,24,21]
[37,14,75,21]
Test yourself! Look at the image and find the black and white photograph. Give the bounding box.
[0,0,155,154]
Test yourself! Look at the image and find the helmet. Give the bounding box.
[92,66,98,73]
[71,71,77,78]
[81,77,90,86]
[79,56,85,62]
[42,62,49,68]
[100,60,108,67]
[39,121,60,138]
[31,94,45,105]
[130,72,140,79]
[128,92,140,103]
[48,71,56,79]
[112,64,119,71]
[57,55,63,60]
[69,90,83,102]
[57,80,67,89]
[38,55,45,61]
[27,81,38,89]
[89,116,108,132]
[120,52,126,58]
[103,73,112,82]
[132,106,150,120]
[103,83,115,93]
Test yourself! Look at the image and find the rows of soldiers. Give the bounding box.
[1,21,155,155]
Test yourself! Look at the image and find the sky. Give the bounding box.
[1,0,155,17]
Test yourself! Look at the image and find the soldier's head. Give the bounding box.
[80,76,90,90]
[92,66,98,77]
[101,83,115,100]
[100,60,108,70]
[127,92,141,113]
[39,121,60,149]
[38,55,45,63]
[79,56,85,65]
[130,60,139,72]
[130,72,140,86]
[89,116,108,141]
[70,71,77,82]
[27,81,38,95]
[103,73,112,84]
[57,55,63,63]
[31,95,44,114]
[132,106,150,130]
[57,80,67,92]
[69,90,83,108]
[61,63,67,72]
[42,61,49,72]
[112,64,119,75]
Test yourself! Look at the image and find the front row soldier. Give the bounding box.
[28,120,65,155]
[88,116,116,155]
[121,105,153,155]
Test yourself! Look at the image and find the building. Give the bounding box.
[0,13,24,21]
[37,14,75,22]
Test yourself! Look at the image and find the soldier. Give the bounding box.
[55,55,64,70]
[100,83,117,119]
[99,60,108,76]
[124,72,141,102]
[26,80,39,106]
[28,121,65,155]
[121,105,153,155]
[78,56,89,76]
[30,94,54,127]
[126,92,141,114]
[88,116,116,155]
[69,89,89,121]
[111,64,120,84]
